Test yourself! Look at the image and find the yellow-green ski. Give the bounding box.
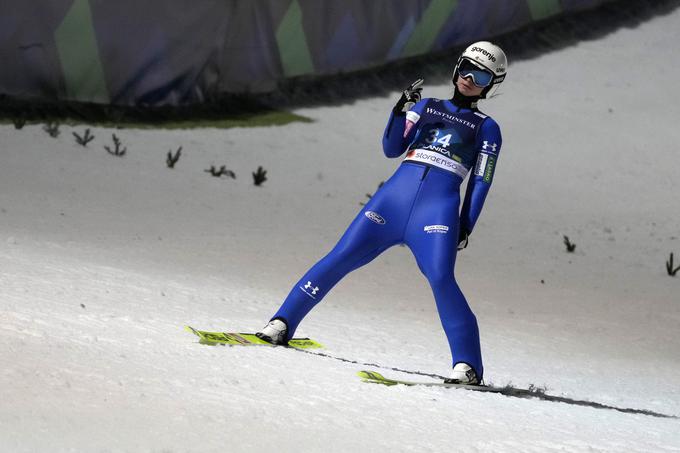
[357,370,498,392]
[185,326,323,349]
[357,371,680,419]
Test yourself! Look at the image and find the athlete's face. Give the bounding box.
[456,75,485,97]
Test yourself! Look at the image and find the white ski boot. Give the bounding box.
[444,362,480,385]
[255,319,288,345]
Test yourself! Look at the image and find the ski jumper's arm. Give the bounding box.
[381,100,427,158]
[459,117,503,235]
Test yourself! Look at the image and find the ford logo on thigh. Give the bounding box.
[365,211,386,225]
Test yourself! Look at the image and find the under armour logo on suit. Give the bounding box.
[482,141,497,153]
[300,281,320,299]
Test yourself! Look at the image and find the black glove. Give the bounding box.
[457,229,470,251]
[393,78,424,114]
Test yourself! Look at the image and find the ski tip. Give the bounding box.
[184,325,199,335]
[357,370,401,386]
[289,338,324,349]
[357,370,386,381]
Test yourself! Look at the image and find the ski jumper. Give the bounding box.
[271,98,502,379]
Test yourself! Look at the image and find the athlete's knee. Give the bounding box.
[422,267,456,287]
[315,242,373,280]
[329,242,363,265]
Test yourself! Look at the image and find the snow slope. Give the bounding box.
[2,6,680,453]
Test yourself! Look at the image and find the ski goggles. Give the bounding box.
[457,59,494,87]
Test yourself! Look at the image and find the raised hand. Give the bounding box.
[393,78,424,114]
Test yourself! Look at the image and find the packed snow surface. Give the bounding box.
[2,6,680,453]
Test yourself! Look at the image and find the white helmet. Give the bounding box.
[452,41,507,99]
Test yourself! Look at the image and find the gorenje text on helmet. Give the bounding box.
[470,46,496,62]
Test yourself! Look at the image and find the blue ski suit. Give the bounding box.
[271,97,502,379]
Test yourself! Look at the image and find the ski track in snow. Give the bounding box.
[2,6,680,453]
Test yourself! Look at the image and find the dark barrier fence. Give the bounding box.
[1,0,615,107]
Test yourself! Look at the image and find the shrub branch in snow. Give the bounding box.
[167,147,182,168]
[667,252,680,277]
[252,166,267,186]
[563,235,576,253]
[43,122,60,138]
[104,134,126,157]
[205,165,236,178]
[13,116,26,129]
[73,129,95,147]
